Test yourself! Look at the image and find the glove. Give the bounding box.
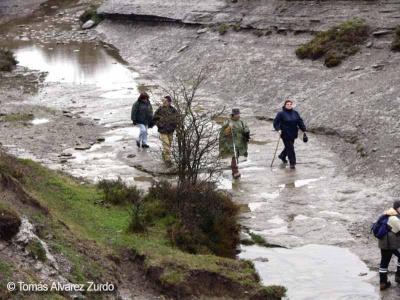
[224,126,232,136]
[148,121,155,129]
[303,132,308,143]
[243,132,250,142]
[132,121,137,126]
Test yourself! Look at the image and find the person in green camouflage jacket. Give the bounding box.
[219,108,250,179]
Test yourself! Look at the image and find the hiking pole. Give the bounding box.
[230,125,239,165]
[270,132,281,168]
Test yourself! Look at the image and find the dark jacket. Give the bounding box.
[378,209,400,250]
[131,99,153,126]
[273,108,306,140]
[153,105,178,134]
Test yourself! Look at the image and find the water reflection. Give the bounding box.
[240,244,379,300]
[6,41,135,86]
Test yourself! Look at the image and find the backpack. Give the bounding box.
[371,214,391,239]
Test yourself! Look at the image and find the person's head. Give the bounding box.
[393,200,400,213]
[284,99,293,110]
[231,108,240,120]
[138,92,149,102]
[163,95,172,106]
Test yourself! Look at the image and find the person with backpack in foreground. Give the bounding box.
[131,92,154,148]
[219,108,250,179]
[273,99,307,169]
[374,200,400,290]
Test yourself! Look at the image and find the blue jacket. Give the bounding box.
[273,108,306,140]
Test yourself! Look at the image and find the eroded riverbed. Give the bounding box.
[0,26,398,300]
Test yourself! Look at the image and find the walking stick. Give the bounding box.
[270,133,281,167]
[230,124,238,165]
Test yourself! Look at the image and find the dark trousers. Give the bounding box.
[231,157,239,175]
[280,136,296,165]
[379,249,400,283]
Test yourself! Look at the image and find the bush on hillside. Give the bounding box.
[295,18,369,67]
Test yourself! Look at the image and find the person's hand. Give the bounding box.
[132,122,137,126]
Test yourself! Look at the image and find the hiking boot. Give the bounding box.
[380,281,391,291]
[136,141,141,148]
[142,144,150,148]
[290,164,296,170]
[278,154,287,164]
[395,272,400,283]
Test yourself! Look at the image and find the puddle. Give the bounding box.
[239,244,379,300]
[31,118,49,125]
[279,177,323,189]
[248,202,265,212]
[267,216,285,225]
[133,176,154,182]
[8,41,135,87]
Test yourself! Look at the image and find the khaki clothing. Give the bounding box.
[160,133,173,162]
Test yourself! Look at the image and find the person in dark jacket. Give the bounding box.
[153,96,178,164]
[377,200,400,290]
[273,99,306,169]
[131,92,153,148]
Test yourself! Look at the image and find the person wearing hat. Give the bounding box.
[273,99,306,169]
[131,92,154,148]
[153,96,178,165]
[219,108,250,179]
[378,200,400,290]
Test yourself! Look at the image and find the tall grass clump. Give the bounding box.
[295,18,369,67]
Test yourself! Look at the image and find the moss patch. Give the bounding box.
[0,113,34,122]
[391,26,400,51]
[295,18,369,67]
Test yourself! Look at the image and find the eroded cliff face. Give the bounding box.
[95,0,400,189]
[98,0,400,31]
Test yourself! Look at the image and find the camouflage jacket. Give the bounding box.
[219,118,250,158]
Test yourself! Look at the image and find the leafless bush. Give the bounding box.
[163,67,224,187]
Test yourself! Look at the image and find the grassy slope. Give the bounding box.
[1,157,285,299]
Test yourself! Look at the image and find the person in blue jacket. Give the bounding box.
[273,99,306,169]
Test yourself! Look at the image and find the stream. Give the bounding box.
[0,36,386,299]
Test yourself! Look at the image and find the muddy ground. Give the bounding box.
[1,0,400,299]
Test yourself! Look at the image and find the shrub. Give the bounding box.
[0,49,17,72]
[97,177,141,205]
[391,26,400,51]
[295,18,369,67]
[128,200,147,233]
[149,181,240,258]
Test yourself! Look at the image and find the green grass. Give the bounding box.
[391,26,400,51]
[26,239,47,262]
[1,157,285,298]
[295,18,369,67]
[0,113,34,122]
